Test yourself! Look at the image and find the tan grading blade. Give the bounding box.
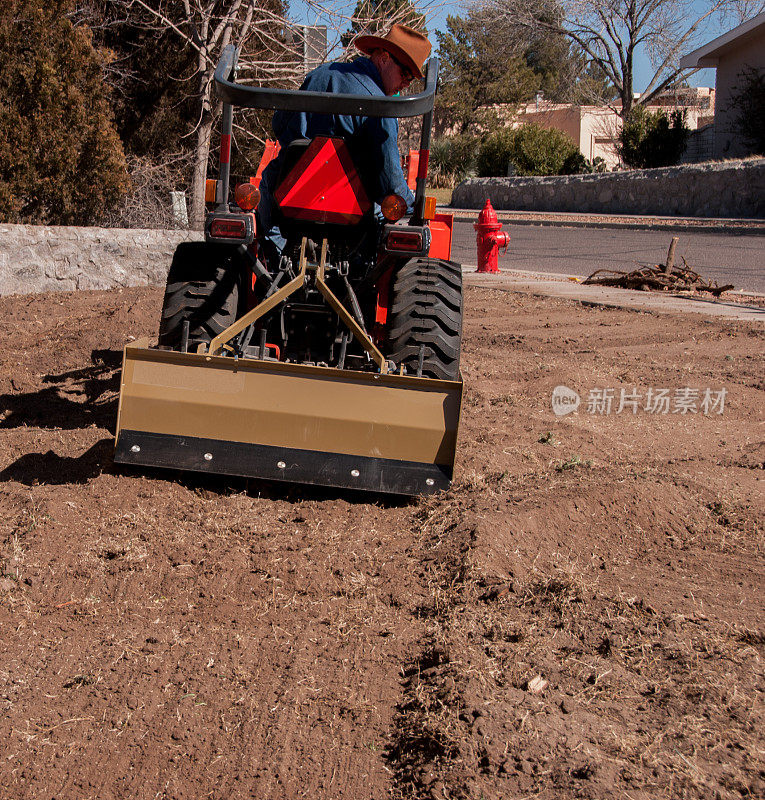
[114,339,462,495]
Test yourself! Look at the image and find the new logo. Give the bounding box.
[551,385,580,416]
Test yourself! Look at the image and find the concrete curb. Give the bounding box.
[440,208,765,236]
[462,266,765,323]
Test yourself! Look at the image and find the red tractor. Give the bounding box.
[115,45,463,496]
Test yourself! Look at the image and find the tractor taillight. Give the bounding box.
[205,212,255,244]
[387,230,423,251]
[210,217,247,239]
[381,194,407,221]
[235,183,260,211]
[383,224,430,256]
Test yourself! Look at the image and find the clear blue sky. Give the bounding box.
[289,0,739,93]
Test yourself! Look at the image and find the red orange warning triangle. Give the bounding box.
[275,137,371,224]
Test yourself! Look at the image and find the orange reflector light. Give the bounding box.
[205,179,219,204]
[235,182,260,211]
[381,194,407,221]
[423,195,437,220]
[210,218,247,239]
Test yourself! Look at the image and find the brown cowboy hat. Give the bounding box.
[354,23,431,80]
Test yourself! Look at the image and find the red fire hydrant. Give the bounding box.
[474,199,510,273]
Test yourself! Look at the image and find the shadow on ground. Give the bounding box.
[0,349,121,433]
[119,464,415,507]
[0,438,115,486]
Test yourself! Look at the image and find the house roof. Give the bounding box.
[679,11,765,68]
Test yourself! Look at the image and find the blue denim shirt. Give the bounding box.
[259,57,414,239]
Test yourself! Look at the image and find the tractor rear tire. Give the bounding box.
[385,257,463,381]
[158,242,242,349]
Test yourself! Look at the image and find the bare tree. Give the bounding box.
[479,0,765,117]
[84,0,445,228]
[297,0,446,57]
[101,0,298,228]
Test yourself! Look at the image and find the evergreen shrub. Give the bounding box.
[0,0,129,225]
[429,134,478,187]
[617,107,690,169]
[476,123,580,176]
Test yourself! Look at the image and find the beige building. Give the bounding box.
[494,88,715,169]
[680,11,765,158]
[513,102,620,168]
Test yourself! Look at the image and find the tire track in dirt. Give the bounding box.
[385,468,763,799]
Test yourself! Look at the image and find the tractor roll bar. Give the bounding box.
[214,45,437,224]
[213,45,438,118]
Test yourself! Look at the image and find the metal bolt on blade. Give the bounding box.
[204,453,213,461]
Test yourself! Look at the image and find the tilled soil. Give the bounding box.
[0,285,762,800]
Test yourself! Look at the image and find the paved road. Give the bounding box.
[451,222,765,294]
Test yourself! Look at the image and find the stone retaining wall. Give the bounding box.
[0,225,202,296]
[451,158,765,218]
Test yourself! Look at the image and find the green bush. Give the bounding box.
[429,134,478,187]
[476,123,580,177]
[560,151,592,174]
[617,107,690,169]
[476,129,515,177]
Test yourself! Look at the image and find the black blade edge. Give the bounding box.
[114,430,452,496]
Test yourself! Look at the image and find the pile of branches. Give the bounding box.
[583,262,734,296]
[583,237,734,296]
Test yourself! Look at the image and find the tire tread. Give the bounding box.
[157,242,242,348]
[385,257,463,380]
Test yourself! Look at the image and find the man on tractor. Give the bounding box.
[257,23,432,267]
[115,37,464,496]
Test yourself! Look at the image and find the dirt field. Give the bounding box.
[0,284,762,800]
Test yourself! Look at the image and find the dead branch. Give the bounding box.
[583,257,734,297]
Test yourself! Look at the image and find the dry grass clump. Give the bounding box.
[523,570,585,607]
[391,652,463,751]
[732,625,765,645]
[519,558,595,617]
[705,495,764,554]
